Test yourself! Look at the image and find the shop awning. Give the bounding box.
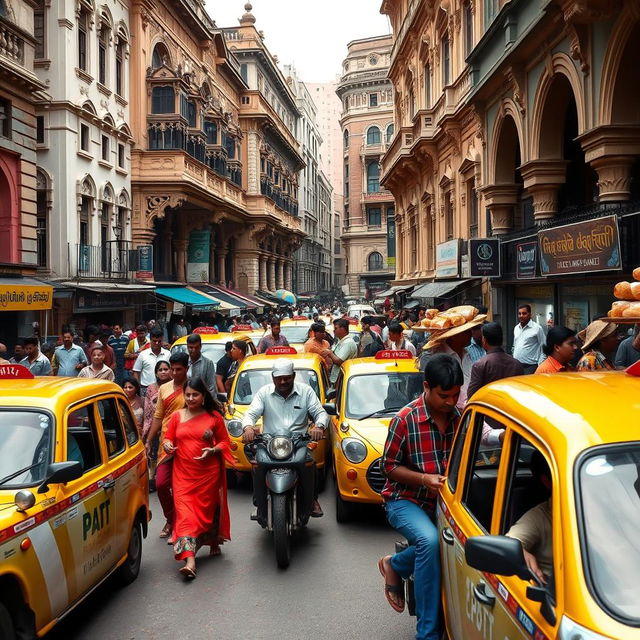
[403,299,421,309]
[257,290,288,305]
[0,277,53,310]
[60,281,157,293]
[411,279,477,300]
[377,284,414,297]
[216,286,268,309]
[155,287,220,310]
[195,285,246,310]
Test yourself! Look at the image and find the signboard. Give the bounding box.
[0,282,52,311]
[75,293,133,312]
[386,214,396,268]
[187,229,211,282]
[435,239,460,279]
[136,245,154,280]
[516,241,537,280]
[0,364,34,379]
[469,238,500,277]
[538,215,621,276]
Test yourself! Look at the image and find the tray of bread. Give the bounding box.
[412,305,480,331]
[602,267,640,323]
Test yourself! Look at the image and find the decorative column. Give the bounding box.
[267,257,276,291]
[208,239,216,285]
[285,261,293,291]
[176,237,188,283]
[259,254,268,290]
[217,250,227,285]
[591,156,635,202]
[480,184,521,235]
[276,258,285,289]
[520,160,568,223]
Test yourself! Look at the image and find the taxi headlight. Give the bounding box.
[559,616,610,640]
[342,438,367,464]
[268,436,293,460]
[226,419,243,438]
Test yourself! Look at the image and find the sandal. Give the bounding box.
[179,565,196,579]
[378,557,405,613]
[210,545,221,557]
[159,522,171,539]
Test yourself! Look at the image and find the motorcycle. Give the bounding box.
[245,433,317,568]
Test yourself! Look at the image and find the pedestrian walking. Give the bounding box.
[324,318,358,386]
[20,337,52,376]
[466,323,486,363]
[124,325,150,372]
[215,342,234,393]
[172,317,189,342]
[186,333,217,396]
[122,377,144,433]
[614,326,640,368]
[163,376,233,579]
[256,320,290,353]
[575,320,618,371]
[225,339,248,394]
[77,345,115,381]
[108,323,130,385]
[513,304,546,373]
[52,330,87,377]
[9,340,25,364]
[535,326,578,373]
[384,322,416,356]
[132,328,170,395]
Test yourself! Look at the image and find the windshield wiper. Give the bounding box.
[356,406,404,420]
[0,462,44,488]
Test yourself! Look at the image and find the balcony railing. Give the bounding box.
[0,20,25,65]
[71,241,135,280]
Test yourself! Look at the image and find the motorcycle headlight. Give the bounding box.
[226,419,243,438]
[342,438,367,464]
[268,436,293,460]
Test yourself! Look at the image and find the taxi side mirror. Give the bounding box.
[326,389,336,400]
[38,461,83,493]
[322,403,337,416]
[217,392,228,404]
[465,535,531,581]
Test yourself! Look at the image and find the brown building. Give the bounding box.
[337,35,397,298]
[129,1,303,299]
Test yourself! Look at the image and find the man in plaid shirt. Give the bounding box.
[378,353,463,640]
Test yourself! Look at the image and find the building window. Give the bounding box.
[152,44,169,70]
[424,64,432,108]
[367,162,380,193]
[369,93,378,107]
[204,121,217,144]
[368,207,381,226]
[34,0,45,59]
[410,222,418,269]
[442,35,450,86]
[484,0,499,28]
[80,197,91,248]
[101,207,109,272]
[368,251,384,271]
[151,86,175,114]
[36,173,48,268]
[344,204,349,227]
[181,94,197,127]
[118,143,125,168]
[468,180,479,237]
[366,126,381,145]
[445,195,454,240]
[101,135,109,161]
[36,116,45,144]
[115,40,124,96]
[409,89,415,119]
[343,129,349,148]
[78,8,88,72]
[240,63,248,82]
[464,1,474,57]
[386,124,394,143]
[80,123,89,151]
[98,26,108,85]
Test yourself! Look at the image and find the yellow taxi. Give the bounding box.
[0,365,149,639]
[438,368,640,640]
[223,346,330,481]
[279,316,314,353]
[170,326,257,363]
[326,350,422,522]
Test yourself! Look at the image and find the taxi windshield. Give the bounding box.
[279,326,311,344]
[233,368,320,405]
[172,343,226,364]
[0,410,53,488]
[578,446,640,623]
[346,373,423,419]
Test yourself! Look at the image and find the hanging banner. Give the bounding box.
[516,241,538,280]
[136,245,154,281]
[187,229,211,283]
[435,239,460,279]
[386,214,396,268]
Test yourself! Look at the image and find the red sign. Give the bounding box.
[193,327,218,335]
[292,315,309,321]
[627,361,640,377]
[374,350,413,360]
[347,317,359,325]
[232,325,253,332]
[265,346,297,355]
[0,364,35,379]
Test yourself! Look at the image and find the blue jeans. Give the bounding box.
[385,499,440,640]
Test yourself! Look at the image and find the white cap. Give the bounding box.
[272,358,294,377]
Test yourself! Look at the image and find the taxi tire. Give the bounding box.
[117,519,143,585]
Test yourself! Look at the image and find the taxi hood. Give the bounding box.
[347,417,393,454]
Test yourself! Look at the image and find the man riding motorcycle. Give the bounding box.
[241,358,328,522]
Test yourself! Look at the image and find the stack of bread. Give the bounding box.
[610,267,640,317]
[419,305,479,330]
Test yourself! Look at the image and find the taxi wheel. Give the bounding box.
[117,519,143,585]
[335,488,353,523]
[0,603,15,640]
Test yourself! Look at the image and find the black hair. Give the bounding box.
[224,341,233,352]
[150,328,163,339]
[24,337,39,347]
[270,319,281,327]
[424,353,464,390]
[184,376,224,416]
[481,322,503,347]
[518,304,532,314]
[542,326,576,357]
[169,352,189,367]
[334,318,349,331]
[61,328,74,338]
[154,359,171,374]
[86,324,99,338]
[122,376,141,394]
[232,339,248,355]
[186,333,202,345]
[388,322,403,335]
[310,322,325,334]
[361,315,372,325]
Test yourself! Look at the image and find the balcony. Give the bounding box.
[380,126,415,182]
[362,189,394,202]
[0,20,24,65]
[360,141,390,157]
[70,242,135,280]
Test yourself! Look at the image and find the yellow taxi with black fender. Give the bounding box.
[170,326,257,362]
[223,346,330,481]
[0,365,149,639]
[325,350,422,522]
[437,366,640,640]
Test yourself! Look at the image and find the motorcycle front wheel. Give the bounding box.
[272,492,291,568]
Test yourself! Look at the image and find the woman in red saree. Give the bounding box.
[163,376,234,579]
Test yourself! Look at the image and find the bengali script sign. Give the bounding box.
[537,215,621,276]
[0,283,53,310]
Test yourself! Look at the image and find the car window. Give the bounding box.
[117,398,139,446]
[345,373,423,419]
[232,368,320,405]
[67,404,102,473]
[97,398,125,458]
[279,326,311,343]
[446,410,472,494]
[461,411,506,532]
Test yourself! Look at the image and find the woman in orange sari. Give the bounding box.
[163,376,233,579]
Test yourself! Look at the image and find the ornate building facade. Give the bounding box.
[337,35,397,297]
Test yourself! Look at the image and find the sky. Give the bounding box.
[205,1,391,82]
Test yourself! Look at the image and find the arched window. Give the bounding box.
[115,27,128,97]
[367,126,381,145]
[151,43,171,70]
[386,123,394,143]
[36,170,49,268]
[368,252,384,271]
[367,162,380,193]
[343,129,349,148]
[98,22,110,85]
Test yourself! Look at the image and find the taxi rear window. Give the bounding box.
[172,343,226,363]
[0,410,53,488]
[279,326,311,343]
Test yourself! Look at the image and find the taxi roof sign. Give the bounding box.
[232,324,253,332]
[626,361,640,377]
[292,315,309,321]
[347,317,359,325]
[375,350,413,360]
[265,346,297,355]
[193,327,218,335]
[0,364,35,379]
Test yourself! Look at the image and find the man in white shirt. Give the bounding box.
[132,328,170,394]
[513,304,546,374]
[323,318,358,385]
[78,346,115,381]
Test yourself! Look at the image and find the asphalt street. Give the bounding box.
[46,477,416,640]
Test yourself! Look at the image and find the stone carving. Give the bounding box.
[504,66,526,114]
[559,0,620,23]
[146,194,185,223]
[566,22,590,74]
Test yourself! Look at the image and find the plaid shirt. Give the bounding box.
[382,393,459,513]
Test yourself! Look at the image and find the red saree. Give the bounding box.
[164,410,234,560]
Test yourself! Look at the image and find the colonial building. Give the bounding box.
[337,35,397,298]
[284,65,332,294]
[381,0,640,340]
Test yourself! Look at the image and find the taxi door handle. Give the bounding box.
[441,527,454,546]
[473,581,495,608]
[102,479,116,490]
